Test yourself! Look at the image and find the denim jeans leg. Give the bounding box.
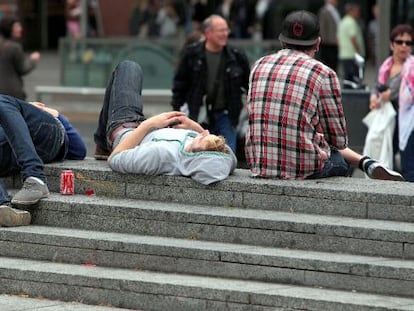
[0,178,11,205]
[307,150,350,179]
[213,111,237,153]
[0,95,46,181]
[94,60,146,149]
[400,130,414,182]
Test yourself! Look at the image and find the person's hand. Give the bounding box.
[30,51,41,62]
[144,111,186,129]
[171,115,205,132]
[29,101,59,117]
[369,94,381,110]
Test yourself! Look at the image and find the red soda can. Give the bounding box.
[60,170,74,195]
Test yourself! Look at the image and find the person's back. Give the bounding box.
[246,48,347,179]
[246,10,405,183]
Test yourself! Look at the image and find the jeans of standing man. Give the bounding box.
[212,111,237,153]
[400,130,414,182]
[341,59,359,83]
[0,95,65,204]
[94,60,146,150]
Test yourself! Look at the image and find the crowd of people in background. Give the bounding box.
[128,0,280,41]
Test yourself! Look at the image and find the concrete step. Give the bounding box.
[0,294,133,310]
[7,158,413,223]
[0,225,413,298]
[1,257,413,311]
[28,193,414,259]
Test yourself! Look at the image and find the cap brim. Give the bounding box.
[278,33,318,46]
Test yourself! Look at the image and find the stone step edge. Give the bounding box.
[36,193,414,244]
[41,158,414,205]
[0,294,131,310]
[1,225,413,283]
[1,256,414,311]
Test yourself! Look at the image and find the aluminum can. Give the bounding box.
[60,170,74,195]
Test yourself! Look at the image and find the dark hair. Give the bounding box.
[0,16,18,39]
[390,24,414,41]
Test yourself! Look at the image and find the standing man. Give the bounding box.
[337,2,365,82]
[318,0,341,71]
[245,10,404,182]
[171,14,250,153]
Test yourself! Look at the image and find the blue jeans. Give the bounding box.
[401,130,414,182]
[341,59,360,83]
[212,111,237,153]
[94,60,146,150]
[307,150,350,179]
[0,95,65,204]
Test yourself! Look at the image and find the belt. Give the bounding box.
[109,122,140,146]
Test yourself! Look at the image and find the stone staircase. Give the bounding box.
[0,158,413,310]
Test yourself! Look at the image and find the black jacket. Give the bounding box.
[171,41,250,127]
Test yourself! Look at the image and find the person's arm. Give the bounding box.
[29,101,86,159]
[109,111,186,161]
[57,113,87,159]
[171,47,192,111]
[318,70,348,149]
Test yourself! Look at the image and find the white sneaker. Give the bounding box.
[0,205,31,227]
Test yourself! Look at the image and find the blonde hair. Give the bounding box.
[204,135,229,153]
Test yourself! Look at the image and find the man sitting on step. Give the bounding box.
[0,95,87,227]
[94,60,237,185]
[245,10,405,182]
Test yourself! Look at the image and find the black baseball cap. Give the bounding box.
[278,10,320,46]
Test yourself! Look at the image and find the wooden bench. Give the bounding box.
[35,86,172,102]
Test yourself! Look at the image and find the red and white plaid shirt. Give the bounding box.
[245,49,348,179]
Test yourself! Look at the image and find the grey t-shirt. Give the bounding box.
[109,128,237,185]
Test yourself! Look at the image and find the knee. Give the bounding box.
[118,60,143,76]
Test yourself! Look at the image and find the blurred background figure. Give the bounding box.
[65,0,82,40]
[369,24,414,180]
[337,2,365,83]
[318,0,341,72]
[0,16,40,100]
[367,3,379,67]
[156,0,179,38]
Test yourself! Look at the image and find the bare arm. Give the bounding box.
[108,111,187,161]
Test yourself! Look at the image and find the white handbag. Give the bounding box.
[362,101,396,169]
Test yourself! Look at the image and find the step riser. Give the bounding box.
[0,272,404,311]
[1,239,413,298]
[32,204,413,259]
[6,165,414,223]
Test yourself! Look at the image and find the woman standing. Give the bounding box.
[369,24,414,181]
[0,17,40,100]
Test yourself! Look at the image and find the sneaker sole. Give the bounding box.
[372,166,405,181]
[94,154,109,160]
[11,192,49,206]
[0,206,31,227]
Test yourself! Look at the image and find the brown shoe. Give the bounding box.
[94,145,110,160]
[0,205,31,227]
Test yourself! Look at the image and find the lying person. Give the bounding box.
[94,60,237,185]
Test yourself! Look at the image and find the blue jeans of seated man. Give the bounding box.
[212,111,237,153]
[307,150,351,179]
[0,95,65,204]
[94,60,146,150]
